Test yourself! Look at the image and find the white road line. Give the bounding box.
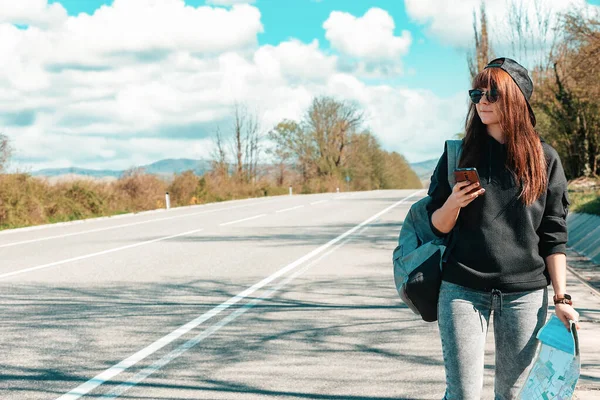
[275,205,304,213]
[219,214,267,226]
[56,190,423,400]
[0,199,280,248]
[102,224,367,399]
[0,228,204,281]
[310,200,329,205]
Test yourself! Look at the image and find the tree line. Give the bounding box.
[210,97,421,193]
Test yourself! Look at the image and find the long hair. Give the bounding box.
[459,67,547,206]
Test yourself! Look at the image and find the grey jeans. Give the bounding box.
[437,280,548,400]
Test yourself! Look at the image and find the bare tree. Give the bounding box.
[468,2,494,79]
[211,127,229,178]
[230,103,262,183]
[503,0,559,74]
[0,133,12,173]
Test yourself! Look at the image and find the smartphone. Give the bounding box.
[454,168,482,194]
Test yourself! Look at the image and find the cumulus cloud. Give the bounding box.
[0,0,68,28]
[323,8,412,77]
[324,8,412,60]
[1,1,463,173]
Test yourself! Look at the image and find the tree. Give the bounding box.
[534,10,600,178]
[211,127,229,178]
[468,2,495,79]
[268,119,315,183]
[305,96,363,177]
[0,133,12,173]
[230,103,262,183]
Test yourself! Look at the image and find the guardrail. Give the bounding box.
[567,213,600,265]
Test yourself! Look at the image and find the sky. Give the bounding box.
[1,0,599,172]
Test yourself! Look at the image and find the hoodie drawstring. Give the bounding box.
[488,139,492,184]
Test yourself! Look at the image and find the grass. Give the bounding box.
[568,189,600,215]
[568,176,600,216]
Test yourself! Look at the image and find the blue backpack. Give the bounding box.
[392,140,462,322]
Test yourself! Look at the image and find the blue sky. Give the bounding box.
[2,0,599,171]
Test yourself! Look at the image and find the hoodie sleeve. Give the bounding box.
[425,145,452,237]
[537,147,570,258]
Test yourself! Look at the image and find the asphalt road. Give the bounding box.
[1,189,599,400]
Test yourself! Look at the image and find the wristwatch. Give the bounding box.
[553,293,573,306]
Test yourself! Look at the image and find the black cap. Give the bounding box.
[484,57,536,127]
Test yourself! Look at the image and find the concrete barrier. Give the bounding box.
[567,212,600,265]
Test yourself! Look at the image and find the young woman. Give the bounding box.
[426,57,580,400]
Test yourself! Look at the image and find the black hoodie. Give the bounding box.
[426,135,569,293]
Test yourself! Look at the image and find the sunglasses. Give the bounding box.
[469,88,499,104]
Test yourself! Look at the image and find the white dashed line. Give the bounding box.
[219,214,267,226]
[275,205,305,213]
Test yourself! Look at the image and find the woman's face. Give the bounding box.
[475,87,500,126]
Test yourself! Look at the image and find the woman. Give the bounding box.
[426,57,580,400]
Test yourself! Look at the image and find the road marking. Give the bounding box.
[102,224,368,399]
[219,214,267,226]
[275,205,304,213]
[56,190,423,400]
[310,200,329,205]
[0,228,204,281]
[0,199,280,248]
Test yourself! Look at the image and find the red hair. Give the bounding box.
[460,67,547,205]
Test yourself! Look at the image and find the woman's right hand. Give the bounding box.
[445,180,485,210]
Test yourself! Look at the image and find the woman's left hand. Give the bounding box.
[555,303,580,331]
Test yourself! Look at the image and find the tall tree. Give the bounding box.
[468,2,494,79]
[231,103,262,183]
[305,96,363,177]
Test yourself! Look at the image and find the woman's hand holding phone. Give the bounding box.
[432,170,486,234]
[446,180,485,209]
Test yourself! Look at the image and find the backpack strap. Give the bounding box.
[442,139,463,263]
[445,139,463,187]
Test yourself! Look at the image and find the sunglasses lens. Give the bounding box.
[488,89,499,103]
[469,90,483,104]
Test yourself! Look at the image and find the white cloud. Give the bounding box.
[405,0,599,51]
[1,2,463,174]
[206,0,255,5]
[0,0,68,28]
[324,8,412,61]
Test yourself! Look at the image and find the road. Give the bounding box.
[1,189,599,400]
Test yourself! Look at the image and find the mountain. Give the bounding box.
[31,159,212,179]
[410,159,438,181]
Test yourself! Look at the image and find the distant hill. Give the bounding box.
[31,159,212,179]
[410,159,438,181]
